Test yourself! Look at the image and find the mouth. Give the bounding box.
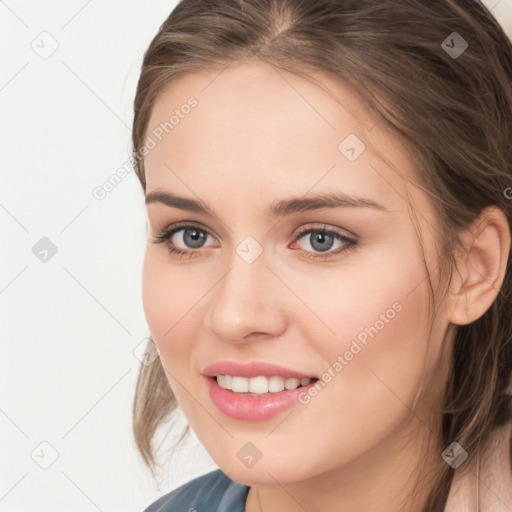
[206,374,320,421]
[213,374,319,396]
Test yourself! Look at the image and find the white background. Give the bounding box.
[1,1,511,511]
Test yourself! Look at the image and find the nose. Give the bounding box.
[204,249,288,344]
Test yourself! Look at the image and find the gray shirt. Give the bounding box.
[143,469,250,512]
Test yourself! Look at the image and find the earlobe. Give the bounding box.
[448,206,511,326]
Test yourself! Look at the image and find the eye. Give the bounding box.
[291,225,357,260]
[151,222,216,259]
[151,222,358,260]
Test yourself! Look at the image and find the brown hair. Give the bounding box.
[131,0,512,509]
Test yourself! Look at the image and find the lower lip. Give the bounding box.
[206,376,317,421]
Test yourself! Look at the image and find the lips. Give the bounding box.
[205,375,318,421]
[202,360,319,421]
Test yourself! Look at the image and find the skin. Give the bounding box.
[445,420,512,510]
[141,58,510,511]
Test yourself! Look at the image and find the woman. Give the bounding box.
[131,0,512,510]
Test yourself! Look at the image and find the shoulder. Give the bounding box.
[143,469,250,512]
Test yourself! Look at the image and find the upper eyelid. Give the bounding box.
[165,222,219,242]
[295,224,356,239]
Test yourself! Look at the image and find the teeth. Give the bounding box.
[232,376,249,392]
[249,376,268,393]
[268,376,285,393]
[216,374,232,390]
[216,375,312,394]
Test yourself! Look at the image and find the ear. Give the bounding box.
[448,206,511,326]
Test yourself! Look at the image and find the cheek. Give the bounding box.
[141,249,200,353]
[141,251,204,409]
[141,250,168,341]
[295,247,435,425]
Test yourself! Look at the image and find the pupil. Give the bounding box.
[184,228,206,248]
[311,232,333,252]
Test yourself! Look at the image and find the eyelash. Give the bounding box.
[151,222,358,260]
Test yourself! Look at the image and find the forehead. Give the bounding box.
[143,58,423,214]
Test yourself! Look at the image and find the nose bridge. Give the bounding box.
[205,244,285,342]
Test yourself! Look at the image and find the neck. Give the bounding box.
[444,421,512,511]
[245,416,444,512]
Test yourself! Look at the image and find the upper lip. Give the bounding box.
[203,361,317,379]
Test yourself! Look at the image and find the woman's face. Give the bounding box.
[142,58,451,486]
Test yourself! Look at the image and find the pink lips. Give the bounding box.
[203,360,318,421]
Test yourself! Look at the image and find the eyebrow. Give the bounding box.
[145,190,390,217]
